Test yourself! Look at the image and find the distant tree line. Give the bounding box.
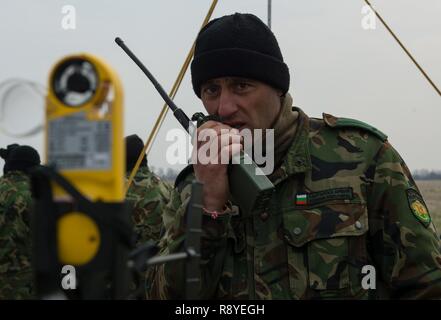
[150,166,180,182]
[412,169,441,180]
[150,167,441,182]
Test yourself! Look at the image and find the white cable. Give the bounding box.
[0,78,47,138]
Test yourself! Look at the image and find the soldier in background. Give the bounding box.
[147,13,441,299]
[0,144,41,299]
[125,134,172,245]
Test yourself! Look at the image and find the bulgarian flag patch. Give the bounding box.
[294,188,354,207]
[296,194,307,205]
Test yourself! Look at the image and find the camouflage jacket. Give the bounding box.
[126,166,172,245]
[0,171,34,299]
[147,108,441,300]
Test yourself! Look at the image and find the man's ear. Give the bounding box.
[279,92,285,105]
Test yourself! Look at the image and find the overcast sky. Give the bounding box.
[0,0,440,175]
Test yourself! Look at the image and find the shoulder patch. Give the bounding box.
[406,188,431,227]
[323,113,388,142]
[174,164,195,190]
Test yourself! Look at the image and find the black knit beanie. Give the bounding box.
[191,13,290,98]
[125,134,147,173]
[1,144,40,174]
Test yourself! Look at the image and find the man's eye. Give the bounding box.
[235,82,252,91]
[202,85,219,96]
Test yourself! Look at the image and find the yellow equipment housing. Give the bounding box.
[46,53,124,202]
[45,54,124,265]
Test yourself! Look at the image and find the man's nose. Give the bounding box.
[217,89,237,118]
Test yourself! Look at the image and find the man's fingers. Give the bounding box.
[197,121,235,137]
[214,143,243,165]
[218,131,242,152]
[196,126,241,149]
[197,120,232,132]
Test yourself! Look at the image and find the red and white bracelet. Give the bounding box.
[202,201,233,219]
[202,207,222,219]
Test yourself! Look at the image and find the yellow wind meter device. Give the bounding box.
[31,54,132,299]
[46,54,124,202]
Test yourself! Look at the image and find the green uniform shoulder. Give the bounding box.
[127,166,172,199]
[0,171,32,210]
[321,113,388,142]
[133,166,155,180]
[0,171,30,186]
[0,170,34,299]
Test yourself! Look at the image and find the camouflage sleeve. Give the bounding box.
[126,171,173,244]
[367,141,441,299]
[0,183,34,299]
[146,180,231,299]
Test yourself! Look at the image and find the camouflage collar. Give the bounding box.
[269,107,311,185]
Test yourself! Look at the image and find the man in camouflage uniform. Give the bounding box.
[147,13,441,299]
[0,144,41,299]
[125,134,172,245]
